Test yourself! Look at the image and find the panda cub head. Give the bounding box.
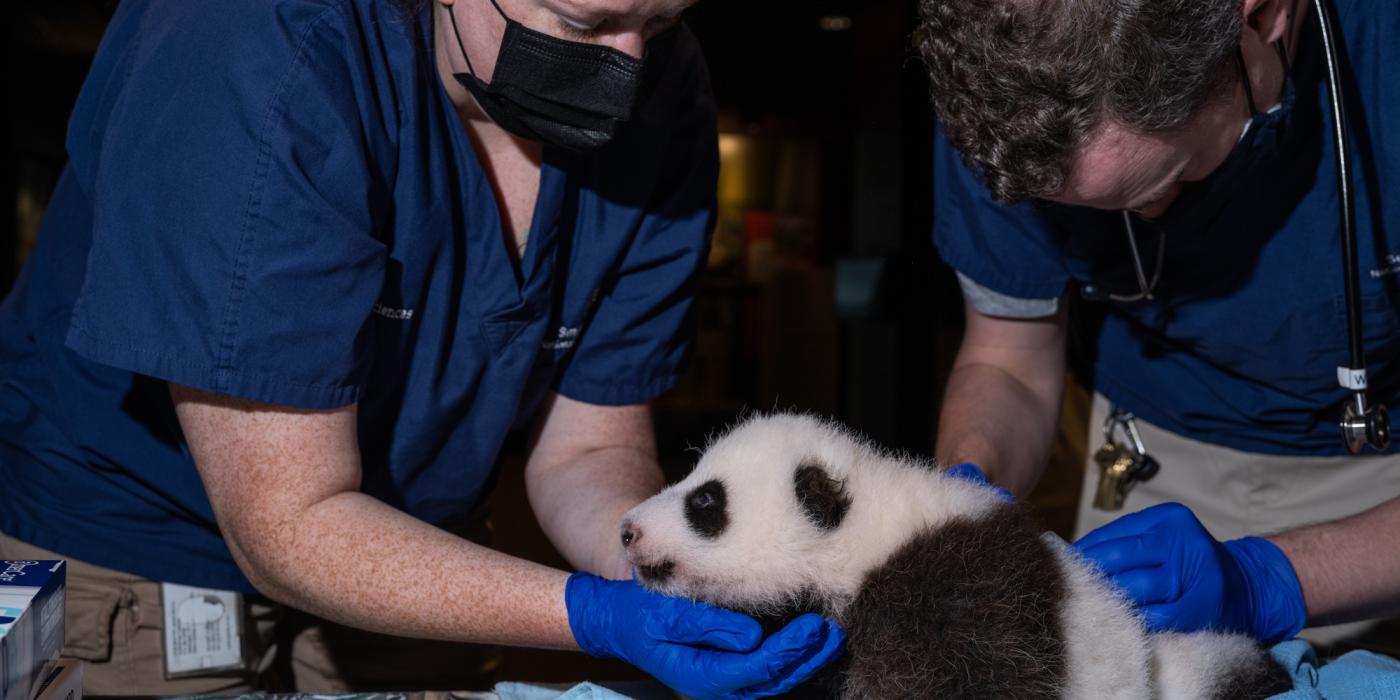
[622,412,996,616]
[621,413,865,614]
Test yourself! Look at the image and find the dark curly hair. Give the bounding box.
[915,0,1243,204]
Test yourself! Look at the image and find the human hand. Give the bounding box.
[565,573,846,699]
[1073,502,1305,644]
[945,463,1014,501]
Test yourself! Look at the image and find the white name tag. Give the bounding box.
[159,583,245,678]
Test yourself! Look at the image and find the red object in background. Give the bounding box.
[740,211,775,371]
[744,211,776,243]
[743,210,777,285]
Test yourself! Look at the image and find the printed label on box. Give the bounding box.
[1,560,64,700]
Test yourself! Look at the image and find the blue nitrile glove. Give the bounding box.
[565,573,846,700]
[1073,502,1306,644]
[945,462,1014,501]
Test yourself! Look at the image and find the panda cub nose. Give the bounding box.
[621,523,641,548]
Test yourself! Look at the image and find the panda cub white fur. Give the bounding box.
[622,413,1291,699]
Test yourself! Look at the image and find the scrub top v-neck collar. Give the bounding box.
[430,22,572,321]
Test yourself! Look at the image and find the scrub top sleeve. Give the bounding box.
[931,125,1072,309]
[65,1,387,409]
[556,101,719,407]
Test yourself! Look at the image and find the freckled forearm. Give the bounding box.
[171,387,578,649]
[528,447,665,580]
[242,491,578,650]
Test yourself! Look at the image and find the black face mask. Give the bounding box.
[1149,45,1297,236]
[447,0,646,153]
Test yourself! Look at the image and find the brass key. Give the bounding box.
[1093,443,1138,511]
[1091,408,1160,511]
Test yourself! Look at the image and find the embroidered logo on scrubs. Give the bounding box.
[372,304,415,321]
[543,326,580,351]
[1371,253,1400,279]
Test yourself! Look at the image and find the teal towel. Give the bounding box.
[1268,639,1400,699]
[493,681,676,700]
[494,682,633,700]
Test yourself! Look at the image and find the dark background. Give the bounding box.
[4,0,1083,687]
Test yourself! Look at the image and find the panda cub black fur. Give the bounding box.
[622,413,1292,699]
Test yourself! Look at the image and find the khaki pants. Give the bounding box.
[0,532,500,695]
[1075,392,1400,651]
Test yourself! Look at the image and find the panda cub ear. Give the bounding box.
[794,460,852,530]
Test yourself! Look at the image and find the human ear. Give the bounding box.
[1241,0,1293,47]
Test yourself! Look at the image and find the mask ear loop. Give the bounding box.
[1236,48,1261,116]
[1271,42,1292,114]
[447,0,512,79]
[446,5,480,78]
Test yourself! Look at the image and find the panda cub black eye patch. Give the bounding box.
[795,460,852,530]
[685,479,728,539]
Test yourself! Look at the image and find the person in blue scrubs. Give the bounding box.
[0,0,842,695]
[917,0,1400,649]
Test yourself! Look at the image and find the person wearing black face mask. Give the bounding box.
[0,0,844,696]
[919,0,1400,660]
[446,0,650,153]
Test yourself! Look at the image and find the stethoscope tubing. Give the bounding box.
[1313,0,1364,375]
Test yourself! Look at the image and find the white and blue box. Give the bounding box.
[0,561,66,700]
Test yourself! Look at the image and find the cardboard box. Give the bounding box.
[0,561,66,700]
[31,660,80,700]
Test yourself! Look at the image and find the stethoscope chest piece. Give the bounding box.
[1341,393,1391,454]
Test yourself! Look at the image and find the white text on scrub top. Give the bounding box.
[543,326,579,351]
[1372,253,1400,279]
[373,304,415,320]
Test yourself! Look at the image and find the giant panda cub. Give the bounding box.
[621,413,1292,699]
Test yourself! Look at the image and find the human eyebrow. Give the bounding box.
[644,10,684,32]
[1125,161,1187,212]
[656,0,697,16]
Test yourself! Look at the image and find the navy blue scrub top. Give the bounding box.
[0,0,717,592]
[933,0,1399,457]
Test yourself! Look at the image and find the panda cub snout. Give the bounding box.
[622,476,737,596]
[619,512,677,585]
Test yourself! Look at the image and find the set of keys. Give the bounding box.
[1092,407,1161,511]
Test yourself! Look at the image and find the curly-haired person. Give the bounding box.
[919,0,1400,654]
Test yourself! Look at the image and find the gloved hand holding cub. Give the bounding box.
[1074,502,1307,645]
[565,573,846,700]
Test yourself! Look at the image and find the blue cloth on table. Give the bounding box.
[494,683,624,700]
[1269,639,1400,699]
[494,681,675,700]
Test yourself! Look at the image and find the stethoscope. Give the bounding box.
[1312,0,1391,455]
[1092,0,1390,509]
